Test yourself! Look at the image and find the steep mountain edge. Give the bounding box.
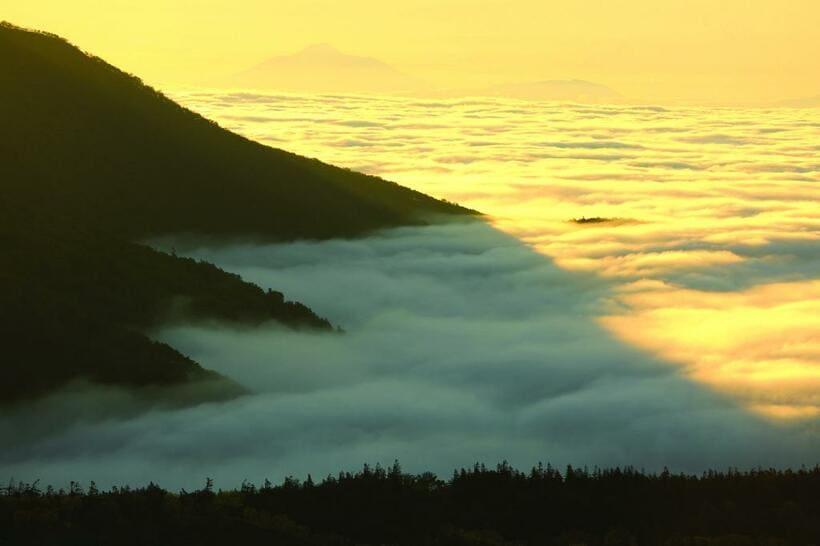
[0,22,472,241]
[0,22,476,405]
[0,202,334,405]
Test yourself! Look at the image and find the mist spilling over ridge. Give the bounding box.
[0,21,470,405]
[3,222,819,490]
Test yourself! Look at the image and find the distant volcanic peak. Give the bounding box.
[233,44,423,93]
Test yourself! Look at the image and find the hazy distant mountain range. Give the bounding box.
[226,45,820,106]
[225,43,622,102]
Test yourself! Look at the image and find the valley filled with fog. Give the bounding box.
[2,222,818,488]
[2,92,817,489]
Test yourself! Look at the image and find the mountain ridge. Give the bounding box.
[0,21,474,405]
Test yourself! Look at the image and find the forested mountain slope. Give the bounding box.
[0,22,473,404]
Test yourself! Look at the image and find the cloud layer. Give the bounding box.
[172,90,818,283]
[3,223,817,489]
[172,90,820,417]
[3,93,814,490]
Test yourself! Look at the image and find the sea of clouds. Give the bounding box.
[2,222,817,489]
[2,93,817,489]
[173,90,820,416]
[172,91,818,275]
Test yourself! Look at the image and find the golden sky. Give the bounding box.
[5,0,819,104]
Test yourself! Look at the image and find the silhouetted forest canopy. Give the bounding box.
[3,462,819,545]
[572,216,613,224]
[0,21,473,404]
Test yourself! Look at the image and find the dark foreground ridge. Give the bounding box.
[3,463,819,545]
[0,21,473,404]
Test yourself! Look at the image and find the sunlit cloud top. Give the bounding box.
[171,89,820,419]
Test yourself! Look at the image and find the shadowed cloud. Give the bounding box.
[3,223,816,489]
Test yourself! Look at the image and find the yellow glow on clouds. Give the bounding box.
[172,88,820,419]
[601,280,820,421]
[556,250,745,278]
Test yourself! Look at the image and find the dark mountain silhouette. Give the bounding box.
[227,44,426,94]
[0,22,473,404]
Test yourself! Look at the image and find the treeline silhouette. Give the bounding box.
[2,462,818,545]
[0,21,472,405]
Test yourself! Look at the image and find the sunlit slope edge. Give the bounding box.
[0,22,472,405]
[0,22,472,240]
